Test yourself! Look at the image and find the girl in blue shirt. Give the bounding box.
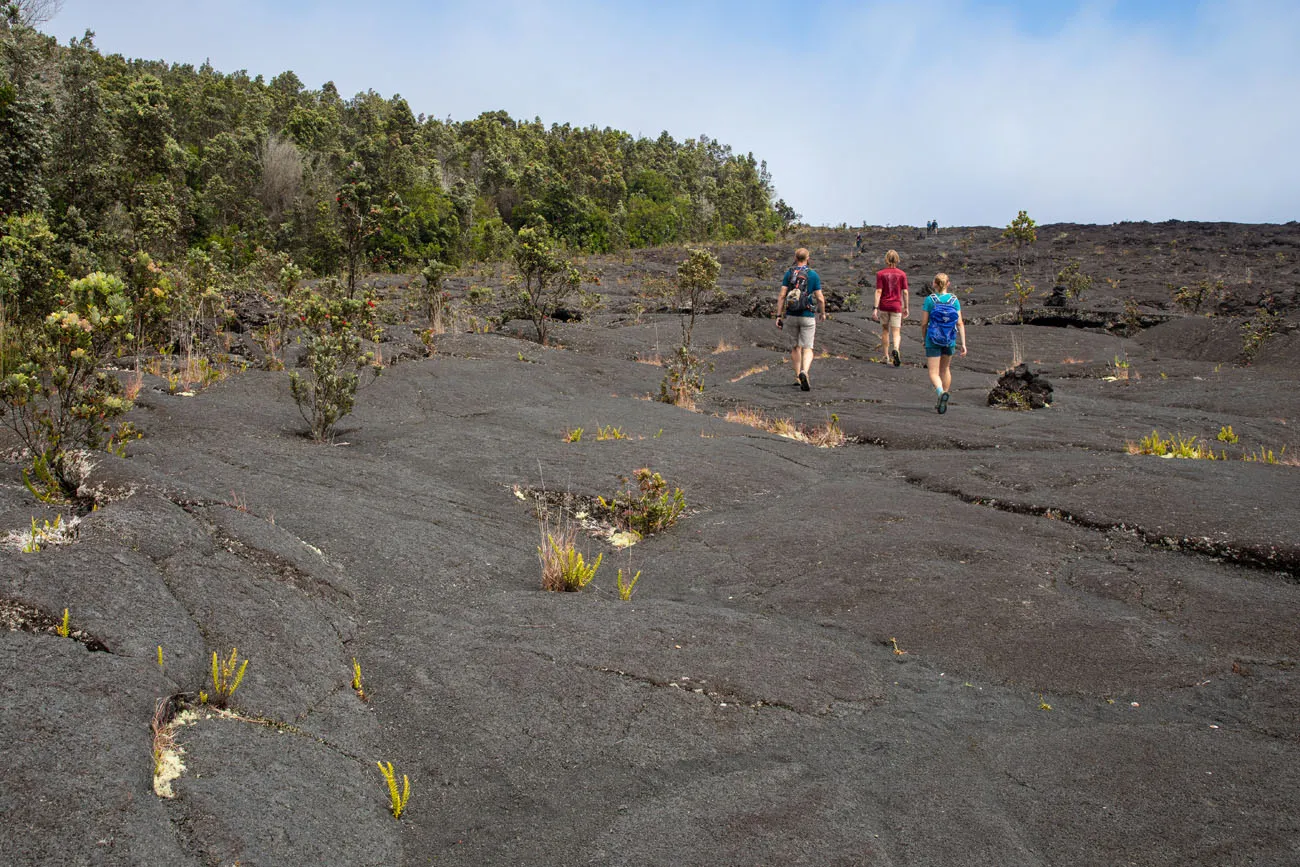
[919,273,967,414]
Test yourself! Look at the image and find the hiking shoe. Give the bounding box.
[891,348,901,367]
[937,391,950,414]
[799,371,810,391]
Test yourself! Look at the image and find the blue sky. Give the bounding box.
[45,0,1300,226]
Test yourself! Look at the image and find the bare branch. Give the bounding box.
[12,0,64,28]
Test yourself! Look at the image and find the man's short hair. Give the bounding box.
[794,248,810,263]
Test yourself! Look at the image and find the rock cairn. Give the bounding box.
[988,363,1054,409]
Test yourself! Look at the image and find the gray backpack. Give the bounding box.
[786,266,811,313]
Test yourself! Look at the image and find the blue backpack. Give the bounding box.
[926,294,960,346]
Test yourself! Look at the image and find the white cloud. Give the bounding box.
[45,0,1300,226]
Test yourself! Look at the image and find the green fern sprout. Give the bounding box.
[352,657,368,702]
[22,517,42,553]
[1244,445,1285,464]
[157,645,165,670]
[616,568,641,601]
[377,761,411,819]
[22,454,65,504]
[56,608,70,638]
[1128,430,1221,460]
[564,427,584,443]
[208,648,249,707]
[1217,425,1239,444]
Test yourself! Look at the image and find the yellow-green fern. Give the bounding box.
[377,761,411,819]
[616,568,641,601]
[207,648,249,707]
[351,657,368,702]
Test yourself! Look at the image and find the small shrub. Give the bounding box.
[658,345,706,408]
[1055,260,1092,300]
[601,468,687,537]
[658,248,721,407]
[512,225,579,345]
[595,424,628,441]
[466,284,494,307]
[1120,297,1142,334]
[288,283,382,442]
[1,272,137,498]
[377,761,411,820]
[564,427,583,443]
[1002,210,1037,274]
[1004,274,1034,322]
[418,261,453,328]
[1217,425,1239,444]
[539,526,602,592]
[1171,278,1224,314]
[1241,308,1280,363]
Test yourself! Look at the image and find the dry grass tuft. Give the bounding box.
[722,405,848,447]
[807,414,847,448]
[712,340,739,354]
[634,352,663,366]
[124,368,145,401]
[724,406,768,428]
[729,364,769,383]
[769,417,807,442]
[539,522,601,592]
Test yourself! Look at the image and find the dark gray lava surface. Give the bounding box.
[3,223,1299,866]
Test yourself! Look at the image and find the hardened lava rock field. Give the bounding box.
[3,221,1299,866]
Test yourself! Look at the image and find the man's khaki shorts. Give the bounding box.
[881,311,903,328]
[786,315,816,348]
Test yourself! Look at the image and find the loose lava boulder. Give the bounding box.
[988,363,1054,409]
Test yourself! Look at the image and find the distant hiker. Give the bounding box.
[854,231,863,253]
[873,249,909,367]
[920,273,967,414]
[932,219,939,235]
[776,247,826,391]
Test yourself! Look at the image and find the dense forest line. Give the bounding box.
[0,10,794,289]
[0,6,797,494]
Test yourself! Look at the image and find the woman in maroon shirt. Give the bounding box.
[874,249,910,366]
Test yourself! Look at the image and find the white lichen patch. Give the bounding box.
[607,530,641,549]
[153,709,200,798]
[3,515,81,552]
